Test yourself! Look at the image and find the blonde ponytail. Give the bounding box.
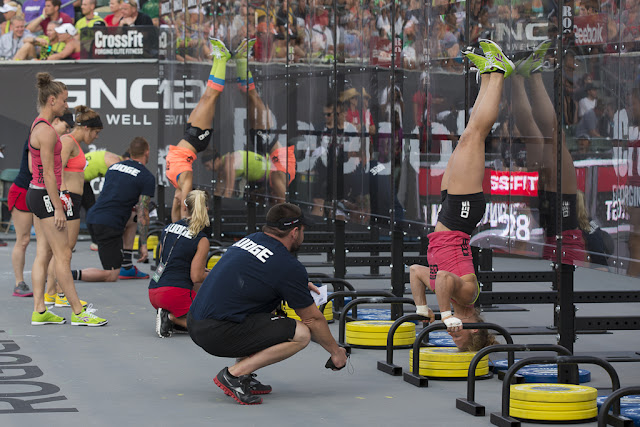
[185,190,210,237]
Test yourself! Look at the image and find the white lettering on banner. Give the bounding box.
[58,78,204,111]
[232,238,274,263]
[605,199,628,221]
[106,114,152,126]
[166,223,193,238]
[95,30,144,49]
[612,184,640,209]
[494,22,548,44]
[490,171,539,196]
[612,146,640,178]
[574,22,605,45]
[109,163,141,176]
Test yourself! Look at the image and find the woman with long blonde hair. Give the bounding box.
[149,189,210,337]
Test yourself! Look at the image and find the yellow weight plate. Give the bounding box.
[147,235,159,251]
[410,347,477,362]
[207,255,221,270]
[346,330,415,340]
[408,365,490,378]
[509,407,597,421]
[346,336,415,346]
[287,312,334,321]
[411,359,489,371]
[345,321,415,333]
[510,384,598,403]
[510,398,596,412]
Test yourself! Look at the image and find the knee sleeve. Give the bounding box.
[184,123,213,153]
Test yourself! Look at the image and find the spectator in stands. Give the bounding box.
[0,16,32,59]
[1,2,21,35]
[119,0,153,26]
[150,189,210,338]
[310,7,334,60]
[576,98,604,138]
[578,82,598,118]
[293,0,309,27]
[26,0,73,34]
[21,0,46,24]
[598,100,615,138]
[13,20,64,59]
[253,13,274,62]
[104,0,124,26]
[75,0,106,33]
[575,133,592,157]
[140,0,158,26]
[46,23,79,59]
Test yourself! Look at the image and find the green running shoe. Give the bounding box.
[32,309,66,325]
[479,39,514,78]
[515,39,552,77]
[209,37,231,61]
[232,38,256,60]
[71,304,108,327]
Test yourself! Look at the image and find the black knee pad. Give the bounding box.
[184,123,213,152]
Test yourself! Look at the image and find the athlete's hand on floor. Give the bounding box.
[138,244,148,262]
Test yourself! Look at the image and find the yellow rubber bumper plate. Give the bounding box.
[283,302,333,321]
[346,336,415,346]
[509,407,597,421]
[510,384,598,403]
[407,365,490,377]
[409,349,487,365]
[346,330,415,340]
[207,255,221,270]
[510,398,596,411]
[410,347,477,362]
[409,359,489,370]
[346,320,415,333]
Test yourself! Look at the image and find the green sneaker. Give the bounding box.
[209,37,231,61]
[71,304,108,327]
[515,40,552,77]
[232,38,256,60]
[55,293,88,308]
[32,309,66,325]
[479,39,514,78]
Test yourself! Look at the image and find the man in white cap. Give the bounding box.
[0,16,33,59]
[46,22,80,60]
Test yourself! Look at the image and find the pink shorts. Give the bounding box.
[543,230,586,265]
[8,184,29,212]
[149,287,196,318]
[165,145,196,189]
[426,230,475,291]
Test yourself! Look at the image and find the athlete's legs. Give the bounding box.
[31,217,52,314]
[11,209,32,286]
[409,264,430,306]
[446,73,504,195]
[228,321,311,376]
[173,171,193,221]
[33,217,84,314]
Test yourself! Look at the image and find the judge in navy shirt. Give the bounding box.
[188,203,348,405]
[150,189,210,338]
[72,137,155,282]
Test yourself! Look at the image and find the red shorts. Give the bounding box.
[269,145,296,184]
[426,230,475,291]
[165,145,196,189]
[543,230,586,265]
[8,184,29,212]
[148,287,196,318]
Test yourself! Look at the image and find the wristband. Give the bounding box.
[441,310,452,320]
[416,305,430,317]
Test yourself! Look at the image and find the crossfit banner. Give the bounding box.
[80,27,160,59]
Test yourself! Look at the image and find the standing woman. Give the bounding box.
[9,110,73,297]
[45,106,103,306]
[27,72,107,327]
[149,190,210,337]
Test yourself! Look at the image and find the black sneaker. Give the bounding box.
[214,367,262,405]
[248,373,272,395]
[155,308,172,338]
[172,324,189,334]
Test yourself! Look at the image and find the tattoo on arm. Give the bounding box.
[137,195,151,245]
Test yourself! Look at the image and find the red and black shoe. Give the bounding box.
[213,368,262,405]
[248,373,272,395]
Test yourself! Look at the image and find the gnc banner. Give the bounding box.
[573,13,608,46]
[490,171,539,196]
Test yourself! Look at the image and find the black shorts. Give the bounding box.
[81,181,95,211]
[438,192,486,236]
[87,223,123,270]
[26,187,55,219]
[65,192,83,220]
[187,312,297,358]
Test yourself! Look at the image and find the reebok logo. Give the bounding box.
[198,130,210,141]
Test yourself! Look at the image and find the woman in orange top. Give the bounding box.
[44,106,103,303]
